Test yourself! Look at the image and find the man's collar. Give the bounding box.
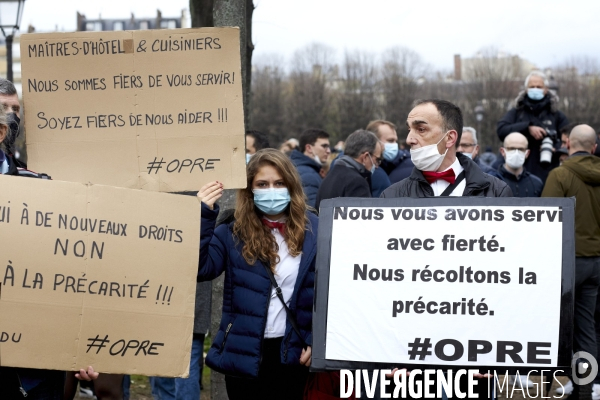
[570,151,591,157]
[338,155,368,174]
[500,164,524,180]
[441,156,463,178]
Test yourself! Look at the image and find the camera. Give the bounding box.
[540,129,558,164]
[540,137,554,164]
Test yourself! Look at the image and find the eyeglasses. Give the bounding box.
[505,147,527,152]
[458,143,476,149]
[370,153,383,166]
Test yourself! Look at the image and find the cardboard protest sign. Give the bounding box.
[0,174,200,376]
[312,197,574,371]
[20,28,246,192]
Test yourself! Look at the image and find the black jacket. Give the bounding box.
[5,153,50,179]
[380,153,512,198]
[497,90,569,182]
[315,155,371,209]
[381,149,414,184]
[494,164,544,197]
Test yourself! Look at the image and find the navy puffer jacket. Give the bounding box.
[198,203,317,378]
[290,149,322,208]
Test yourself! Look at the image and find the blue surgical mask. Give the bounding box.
[462,152,473,159]
[253,188,291,215]
[527,88,545,101]
[383,143,399,161]
[367,154,376,174]
[246,153,252,164]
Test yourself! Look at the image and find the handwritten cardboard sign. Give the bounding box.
[20,28,246,192]
[0,175,200,376]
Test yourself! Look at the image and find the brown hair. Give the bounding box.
[366,120,397,139]
[233,148,309,271]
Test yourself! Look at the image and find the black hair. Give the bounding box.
[245,130,270,151]
[299,129,329,153]
[413,99,463,148]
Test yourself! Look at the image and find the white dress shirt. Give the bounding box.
[429,157,465,197]
[0,154,8,174]
[264,221,301,338]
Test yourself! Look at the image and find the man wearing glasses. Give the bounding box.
[457,127,495,174]
[290,129,331,207]
[315,130,383,210]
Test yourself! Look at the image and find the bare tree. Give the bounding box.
[552,56,600,131]
[285,43,337,138]
[335,50,380,136]
[458,47,522,147]
[190,0,254,128]
[380,47,429,134]
[251,55,287,143]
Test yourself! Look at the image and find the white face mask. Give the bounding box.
[313,154,322,166]
[462,152,473,159]
[410,131,449,171]
[504,149,527,169]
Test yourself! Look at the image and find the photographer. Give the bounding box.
[497,71,569,182]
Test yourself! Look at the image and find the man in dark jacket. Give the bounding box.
[542,124,600,400]
[245,130,270,163]
[290,129,330,207]
[497,71,569,182]
[458,127,496,174]
[381,99,511,199]
[380,99,509,400]
[0,78,22,161]
[315,130,382,210]
[494,132,544,197]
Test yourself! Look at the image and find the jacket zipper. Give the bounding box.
[16,373,28,397]
[283,244,316,362]
[259,288,272,365]
[220,322,233,351]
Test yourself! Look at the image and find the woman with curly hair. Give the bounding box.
[197,148,317,400]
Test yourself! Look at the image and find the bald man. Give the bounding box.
[495,132,544,197]
[543,124,600,400]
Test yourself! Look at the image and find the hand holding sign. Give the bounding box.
[75,366,99,381]
[300,346,312,367]
[197,181,224,209]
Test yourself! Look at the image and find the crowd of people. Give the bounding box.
[1,68,599,400]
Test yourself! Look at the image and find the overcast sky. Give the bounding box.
[19,0,599,71]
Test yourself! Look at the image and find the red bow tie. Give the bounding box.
[422,169,456,185]
[262,219,286,236]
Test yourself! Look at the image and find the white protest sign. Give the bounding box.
[313,198,574,370]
